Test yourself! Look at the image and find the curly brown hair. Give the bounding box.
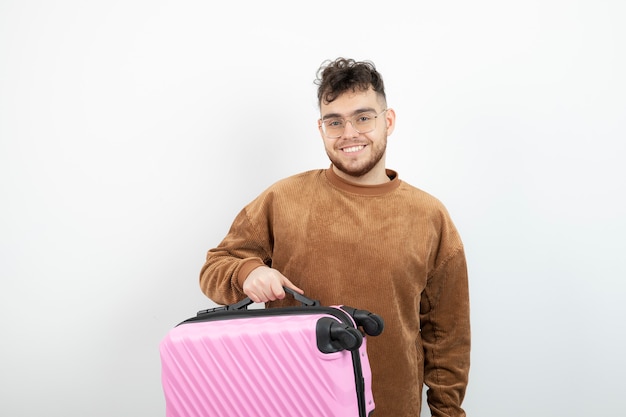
[315,57,386,106]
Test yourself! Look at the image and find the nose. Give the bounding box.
[341,120,359,138]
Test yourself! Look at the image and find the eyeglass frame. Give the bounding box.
[319,108,388,139]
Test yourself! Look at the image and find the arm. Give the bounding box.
[420,244,471,417]
[199,206,268,305]
[199,205,302,305]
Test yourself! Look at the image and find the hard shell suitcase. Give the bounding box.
[159,288,384,417]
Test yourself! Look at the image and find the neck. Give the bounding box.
[331,164,390,185]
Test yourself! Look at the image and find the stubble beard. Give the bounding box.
[327,137,387,178]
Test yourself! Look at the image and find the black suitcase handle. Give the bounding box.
[195,287,319,317]
[229,286,320,310]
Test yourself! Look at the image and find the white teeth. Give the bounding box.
[343,145,365,153]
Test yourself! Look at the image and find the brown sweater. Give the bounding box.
[200,167,470,417]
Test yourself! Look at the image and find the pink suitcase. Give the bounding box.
[159,288,384,417]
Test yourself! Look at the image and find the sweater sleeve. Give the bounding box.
[420,237,471,417]
[199,203,272,306]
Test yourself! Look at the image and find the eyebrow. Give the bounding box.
[321,107,377,120]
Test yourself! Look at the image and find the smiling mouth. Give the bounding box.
[342,145,365,153]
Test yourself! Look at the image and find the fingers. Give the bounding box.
[242,267,303,303]
[281,278,304,295]
[269,279,287,300]
[242,267,282,303]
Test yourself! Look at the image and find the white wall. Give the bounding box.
[1,1,624,416]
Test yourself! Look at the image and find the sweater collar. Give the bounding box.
[324,165,401,196]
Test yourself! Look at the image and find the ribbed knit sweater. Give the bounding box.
[200,167,470,417]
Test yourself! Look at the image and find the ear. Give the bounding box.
[384,108,396,136]
[317,119,325,140]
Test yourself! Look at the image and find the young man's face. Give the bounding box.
[318,88,395,184]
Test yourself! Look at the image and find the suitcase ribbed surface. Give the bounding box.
[160,313,372,417]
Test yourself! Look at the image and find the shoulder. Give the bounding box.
[397,180,464,247]
[394,179,461,232]
[274,169,325,184]
[241,170,326,219]
[266,169,327,193]
[247,169,326,206]
[396,180,448,211]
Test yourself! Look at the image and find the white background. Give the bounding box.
[1,1,624,416]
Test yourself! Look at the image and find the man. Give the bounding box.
[200,57,470,416]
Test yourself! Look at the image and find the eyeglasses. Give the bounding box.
[320,109,387,139]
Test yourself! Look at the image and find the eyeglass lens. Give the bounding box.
[322,111,382,138]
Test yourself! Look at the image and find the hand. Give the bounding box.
[242,266,304,303]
